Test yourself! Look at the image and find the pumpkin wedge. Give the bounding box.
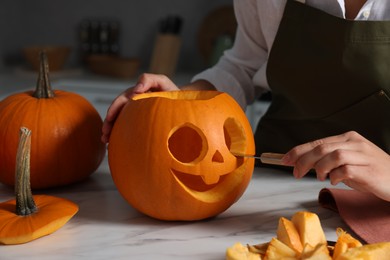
[226,212,390,259]
[226,242,261,260]
[0,127,78,245]
[291,211,327,248]
[335,242,390,260]
[277,216,303,254]
[265,237,298,259]
[333,228,363,259]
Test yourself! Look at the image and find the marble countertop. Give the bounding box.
[0,156,349,259]
[0,70,350,259]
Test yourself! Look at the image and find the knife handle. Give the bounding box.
[260,153,285,166]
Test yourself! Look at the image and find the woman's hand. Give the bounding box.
[282,131,390,202]
[101,73,179,143]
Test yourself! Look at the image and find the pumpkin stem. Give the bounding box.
[15,127,38,216]
[33,51,54,99]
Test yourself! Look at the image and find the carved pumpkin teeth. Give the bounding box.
[171,169,226,192]
[171,163,251,204]
[201,173,221,185]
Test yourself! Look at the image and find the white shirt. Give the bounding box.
[191,0,390,109]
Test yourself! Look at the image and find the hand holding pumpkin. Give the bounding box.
[102,73,180,143]
[102,73,216,143]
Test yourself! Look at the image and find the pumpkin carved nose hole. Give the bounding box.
[168,125,205,163]
[212,150,224,163]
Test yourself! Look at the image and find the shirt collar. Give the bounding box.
[306,0,377,20]
[355,1,374,20]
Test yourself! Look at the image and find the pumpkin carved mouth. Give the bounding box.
[171,169,228,192]
[171,161,248,203]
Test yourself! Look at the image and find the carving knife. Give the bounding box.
[232,152,285,166]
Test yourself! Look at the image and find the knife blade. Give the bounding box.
[232,152,285,166]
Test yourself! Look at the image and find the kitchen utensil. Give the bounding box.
[86,54,140,79]
[232,152,285,166]
[23,45,70,71]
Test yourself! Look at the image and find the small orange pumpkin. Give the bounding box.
[0,52,105,189]
[108,91,255,221]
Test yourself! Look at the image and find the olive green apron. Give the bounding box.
[255,0,390,157]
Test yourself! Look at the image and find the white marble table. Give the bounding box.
[0,70,350,259]
[0,155,350,259]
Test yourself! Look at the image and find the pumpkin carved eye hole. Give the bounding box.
[224,118,246,152]
[168,124,205,163]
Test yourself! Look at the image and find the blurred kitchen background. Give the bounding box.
[0,0,269,131]
[0,0,236,72]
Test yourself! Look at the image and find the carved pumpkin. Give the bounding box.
[108,91,255,221]
[0,52,105,189]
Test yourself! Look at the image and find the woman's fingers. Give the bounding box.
[137,73,179,92]
[313,149,367,181]
[282,131,390,201]
[328,152,390,201]
[283,131,370,177]
[101,93,131,143]
[101,73,179,143]
[291,142,363,179]
[284,131,357,164]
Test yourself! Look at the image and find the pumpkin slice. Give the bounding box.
[277,216,303,253]
[291,211,327,248]
[247,242,269,256]
[225,211,389,259]
[0,127,78,245]
[226,242,261,260]
[301,243,331,260]
[332,228,363,259]
[264,237,298,259]
[335,242,390,260]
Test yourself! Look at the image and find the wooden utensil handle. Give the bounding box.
[260,153,285,166]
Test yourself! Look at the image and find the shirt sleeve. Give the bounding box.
[191,0,271,109]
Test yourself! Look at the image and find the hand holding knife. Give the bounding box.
[232,152,286,166]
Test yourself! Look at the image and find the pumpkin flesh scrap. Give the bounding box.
[333,227,363,259]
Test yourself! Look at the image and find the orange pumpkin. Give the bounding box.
[0,52,105,189]
[108,91,255,221]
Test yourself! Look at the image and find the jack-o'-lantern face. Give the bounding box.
[168,118,247,190]
[108,91,255,221]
